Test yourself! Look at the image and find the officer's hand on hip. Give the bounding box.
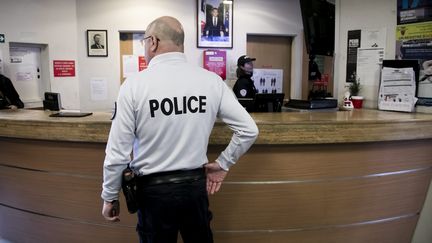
[205,162,227,195]
[102,200,120,222]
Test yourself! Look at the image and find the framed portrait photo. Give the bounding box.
[197,0,233,49]
[87,30,108,57]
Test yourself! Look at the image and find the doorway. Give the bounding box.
[119,31,146,84]
[6,43,48,108]
[247,35,292,98]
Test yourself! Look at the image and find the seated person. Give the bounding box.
[0,74,24,109]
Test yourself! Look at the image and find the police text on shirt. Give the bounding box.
[149,96,206,118]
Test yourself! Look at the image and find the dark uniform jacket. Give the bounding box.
[233,75,257,99]
[0,74,24,109]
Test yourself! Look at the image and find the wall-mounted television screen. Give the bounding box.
[300,0,335,56]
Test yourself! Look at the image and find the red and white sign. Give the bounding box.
[53,60,75,77]
[203,50,226,80]
[138,56,147,71]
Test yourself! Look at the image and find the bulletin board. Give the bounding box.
[119,31,146,84]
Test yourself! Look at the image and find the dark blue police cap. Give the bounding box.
[237,55,256,66]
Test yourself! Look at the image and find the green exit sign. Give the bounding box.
[0,34,5,43]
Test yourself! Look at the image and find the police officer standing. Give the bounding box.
[232,55,258,98]
[101,16,258,243]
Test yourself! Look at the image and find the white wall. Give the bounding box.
[334,0,397,108]
[0,0,80,109]
[0,0,303,111]
[76,0,304,111]
[335,2,432,241]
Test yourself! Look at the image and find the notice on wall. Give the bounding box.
[378,67,417,112]
[0,49,3,74]
[203,50,226,80]
[252,69,283,94]
[138,56,147,71]
[361,28,387,48]
[346,30,361,83]
[133,33,145,56]
[11,64,37,82]
[122,55,147,78]
[357,47,384,86]
[396,0,432,106]
[53,60,75,77]
[90,77,108,101]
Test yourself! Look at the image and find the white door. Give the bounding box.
[6,46,43,107]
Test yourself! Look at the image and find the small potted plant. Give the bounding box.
[348,78,363,109]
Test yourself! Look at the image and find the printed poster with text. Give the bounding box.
[396,0,432,105]
[203,50,226,80]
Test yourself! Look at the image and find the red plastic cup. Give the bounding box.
[351,96,363,109]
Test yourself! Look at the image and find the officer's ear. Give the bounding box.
[150,36,159,52]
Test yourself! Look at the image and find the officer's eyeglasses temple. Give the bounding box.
[143,36,160,42]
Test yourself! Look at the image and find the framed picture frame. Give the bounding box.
[197,0,233,49]
[87,30,108,57]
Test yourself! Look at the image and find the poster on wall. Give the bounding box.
[397,0,432,25]
[346,30,361,83]
[356,48,384,86]
[252,69,283,94]
[90,77,108,101]
[396,21,432,105]
[203,50,226,79]
[133,33,145,56]
[122,55,147,78]
[53,60,75,77]
[0,49,3,74]
[361,28,387,48]
[197,0,233,48]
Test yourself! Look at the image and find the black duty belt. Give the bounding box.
[136,167,205,186]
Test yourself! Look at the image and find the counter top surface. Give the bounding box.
[1,109,432,144]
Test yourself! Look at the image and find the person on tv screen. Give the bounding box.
[204,8,225,38]
[233,55,257,99]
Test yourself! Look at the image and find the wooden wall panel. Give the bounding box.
[1,138,431,243]
[0,166,136,226]
[212,215,418,243]
[208,141,432,181]
[0,205,138,243]
[0,203,417,243]
[209,171,431,230]
[0,138,106,176]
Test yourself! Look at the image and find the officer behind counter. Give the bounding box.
[101,16,259,243]
[0,74,24,110]
[232,55,257,99]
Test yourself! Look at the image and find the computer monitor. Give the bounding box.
[43,92,61,111]
[254,93,285,112]
[237,98,255,112]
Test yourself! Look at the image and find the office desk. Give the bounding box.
[1,109,432,243]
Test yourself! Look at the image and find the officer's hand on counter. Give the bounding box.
[102,200,120,222]
[205,162,227,195]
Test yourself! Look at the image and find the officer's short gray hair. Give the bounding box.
[147,17,184,47]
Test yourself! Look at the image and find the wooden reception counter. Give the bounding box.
[1,109,432,243]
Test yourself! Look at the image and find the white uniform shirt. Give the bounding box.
[102,52,258,202]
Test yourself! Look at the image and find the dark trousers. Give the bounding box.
[136,176,213,243]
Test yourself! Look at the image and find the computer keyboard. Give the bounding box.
[49,112,93,117]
